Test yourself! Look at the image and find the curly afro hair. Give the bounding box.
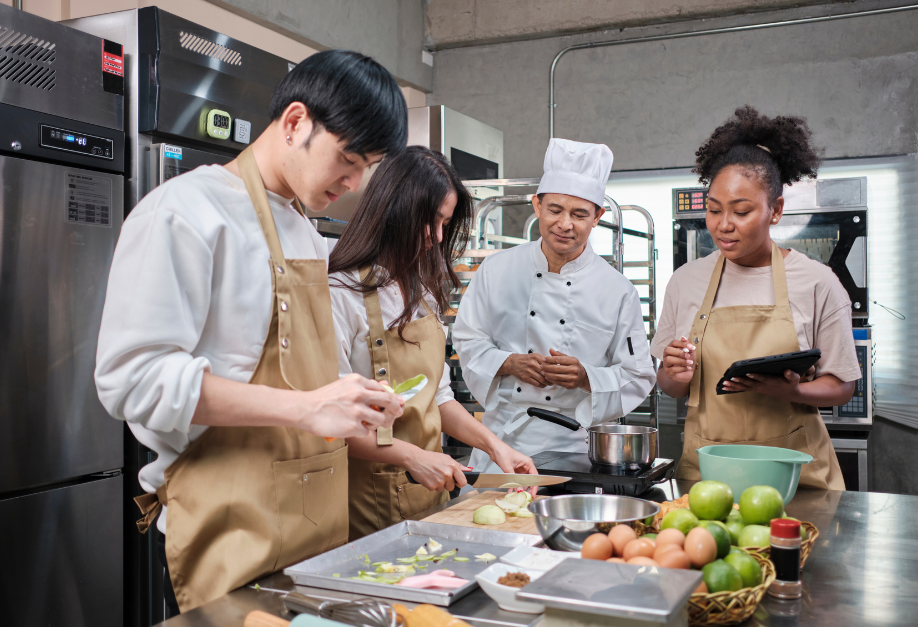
[694,106,823,203]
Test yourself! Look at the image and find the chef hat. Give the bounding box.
[536,138,614,207]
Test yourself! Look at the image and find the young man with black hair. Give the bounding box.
[95,50,408,615]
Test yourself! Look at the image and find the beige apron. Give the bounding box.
[133,146,348,612]
[676,242,844,490]
[347,267,449,541]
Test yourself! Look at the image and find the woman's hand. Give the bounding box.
[299,374,404,439]
[488,441,539,497]
[721,369,804,402]
[405,450,469,492]
[662,337,696,382]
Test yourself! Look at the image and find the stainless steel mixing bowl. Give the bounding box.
[528,494,661,552]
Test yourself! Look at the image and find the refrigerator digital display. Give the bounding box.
[40,124,114,160]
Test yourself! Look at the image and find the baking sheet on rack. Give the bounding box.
[284,520,540,606]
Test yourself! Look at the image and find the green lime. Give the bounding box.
[725,518,745,546]
[689,481,735,521]
[728,546,748,556]
[643,533,657,540]
[660,509,699,535]
[726,509,744,524]
[644,515,655,526]
[724,552,763,588]
[699,521,731,559]
[702,559,743,593]
[737,524,771,548]
[739,486,784,525]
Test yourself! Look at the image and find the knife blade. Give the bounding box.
[405,472,571,488]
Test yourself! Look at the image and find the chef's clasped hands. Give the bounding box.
[502,349,590,391]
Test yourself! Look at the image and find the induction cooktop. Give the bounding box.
[533,451,675,497]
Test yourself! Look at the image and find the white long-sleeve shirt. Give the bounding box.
[452,239,656,471]
[328,269,452,403]
[94,165,326,533]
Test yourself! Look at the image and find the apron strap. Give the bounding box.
[687,253,726,406]
[237,147,287,271]
[360,266,394,446]
[770,241,790,307]
[419,297,435,317]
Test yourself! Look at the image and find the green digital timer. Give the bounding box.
[206,109,232,140]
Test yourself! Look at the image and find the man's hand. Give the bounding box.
[488,440,539,497]
[662,337,696,384]
[499,353,549,388]
[541,349,590,391]
[404,450,469,492]
[298,374,404,439]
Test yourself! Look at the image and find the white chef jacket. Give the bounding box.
[94,165,326,534]
[328,268,452,404]
[452,239,656,472]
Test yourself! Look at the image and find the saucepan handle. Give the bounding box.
[526,407,582,432]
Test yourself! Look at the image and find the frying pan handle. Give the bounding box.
[526,407,582,432]
[652,464,677,485]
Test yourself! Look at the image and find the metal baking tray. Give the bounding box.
[284,520,540,606]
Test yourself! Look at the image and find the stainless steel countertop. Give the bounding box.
[156,482,918,627]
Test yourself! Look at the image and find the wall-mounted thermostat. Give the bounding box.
[206,109,232,139]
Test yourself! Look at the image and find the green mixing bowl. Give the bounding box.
[697,445,813,505]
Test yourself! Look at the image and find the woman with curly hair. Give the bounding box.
[652,106,860,490]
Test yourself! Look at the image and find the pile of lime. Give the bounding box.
[658,481,801,594]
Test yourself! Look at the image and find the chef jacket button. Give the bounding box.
[560,319,565,325]
[517,387,522,392]
[276,266,285,274]
[537,273,542,278]
[566,281,571,286]
[528,349,533,353]
[530,311,535,316]
[280,301,288,312]
[281,338,289,348]
[376,338,384,346]
[378,368,387,376]
[545,396,551,401]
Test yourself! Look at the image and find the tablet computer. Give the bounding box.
[716,348,821,395]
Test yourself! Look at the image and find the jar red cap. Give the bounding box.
[770,518,801,538]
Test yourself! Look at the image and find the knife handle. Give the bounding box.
[405,471,479,486]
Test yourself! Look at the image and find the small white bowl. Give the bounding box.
[500,545,581,571]
[474,563,545,614]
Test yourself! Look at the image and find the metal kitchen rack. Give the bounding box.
[448,179,659,446]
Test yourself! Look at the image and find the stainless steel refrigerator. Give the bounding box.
[0,6,125,625]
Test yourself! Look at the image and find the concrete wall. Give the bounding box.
[426,0,847,49]
[205,0,432,90]
[430,0,918,179]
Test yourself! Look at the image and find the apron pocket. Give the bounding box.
[396,477,440,520]
[272,447,348,568]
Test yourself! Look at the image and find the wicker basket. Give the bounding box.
[745,521,819,569]
[631,517,819,570]
[687,551,776,626]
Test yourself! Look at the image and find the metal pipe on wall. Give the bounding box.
[549,3,918,139]
[13,0,22,10]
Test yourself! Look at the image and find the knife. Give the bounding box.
[405,472,571,488]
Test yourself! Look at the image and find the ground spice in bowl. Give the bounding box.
[497,572,531,588]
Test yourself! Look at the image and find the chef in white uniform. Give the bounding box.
[453,139,656,472]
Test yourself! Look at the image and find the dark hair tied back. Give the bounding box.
[694,105,823,202]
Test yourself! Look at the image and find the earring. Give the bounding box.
[286,135,292,145]
[773,219,777,223]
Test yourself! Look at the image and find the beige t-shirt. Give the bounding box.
[651,249,862,382]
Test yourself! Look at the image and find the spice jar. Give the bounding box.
[767,518,802,599]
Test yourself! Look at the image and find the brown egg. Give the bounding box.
[607,524,637,557]
[694,581,709,594]
[605,557,626,563]
[581,533,613,560]
[653,543,681,561]
[684,527,718,568]
[627,556,660,567]
[655,528,686,549]
[622,538,656,561]
[656,548,692,570]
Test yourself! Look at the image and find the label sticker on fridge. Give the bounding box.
[66,172,112,227]
[164,145,183,160]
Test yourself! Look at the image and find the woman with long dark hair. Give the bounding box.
[329,146,537,540]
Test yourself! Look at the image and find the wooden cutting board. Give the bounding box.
[421,490,543,535]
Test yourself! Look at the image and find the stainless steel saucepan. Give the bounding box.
[526,407,657,469]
